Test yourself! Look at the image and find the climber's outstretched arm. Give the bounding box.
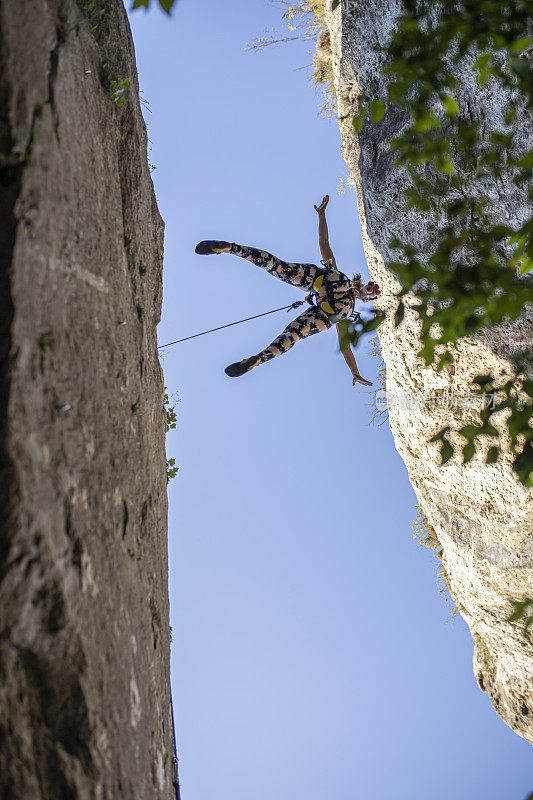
[336,325,372,387]
[314,195,337,270]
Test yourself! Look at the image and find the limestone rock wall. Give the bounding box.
[0,1,171,797]
[324,0,533,743]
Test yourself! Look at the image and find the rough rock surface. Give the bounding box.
[0,1,171,797]
[324,0,533,743]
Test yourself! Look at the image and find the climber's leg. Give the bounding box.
[225,306,333,377]
[195,239,320,290]
[258,305,333,362]
[230,244,320,289]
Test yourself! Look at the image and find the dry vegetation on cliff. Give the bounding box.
[247,1,338,117]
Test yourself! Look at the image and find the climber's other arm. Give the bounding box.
[336,324,373,387]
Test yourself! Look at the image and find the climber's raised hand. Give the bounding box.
[314,195,329,214]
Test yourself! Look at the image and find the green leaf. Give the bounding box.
[463,441,475,464]
[504,106,516,125]
[369,99,386,124]
[429,426,450,444]
[520,258,533,275]
[352,105,367,133]
[437,350,453,371]
[159,0,176,11]
[395,300,405,326]
[363,310,386,333]
[483,424,499,438]
[486,447,499,464]
[441,440,453,464]
[508,599,533,622]
[473,52,493,85]
[510,36,533,54]
[331,0,340,8]
[435,154,455,174]
[412,113,440,133]
[474,53,491,70]
[513,448,533,487]
[459,424,480,440]
[131,0,149,7]
[442,94,458,115]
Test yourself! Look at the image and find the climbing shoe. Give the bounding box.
[225,355,260,377]
[195,240,233,255]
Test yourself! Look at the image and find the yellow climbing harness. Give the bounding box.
[305,283,358,318]
[313,274,324,292]
[320,300,336,315]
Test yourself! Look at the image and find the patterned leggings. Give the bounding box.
[230,244,352,366]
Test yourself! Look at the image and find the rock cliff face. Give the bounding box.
[0,1,171,797]
[324,1,533,743]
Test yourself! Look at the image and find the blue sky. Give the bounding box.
[128,2,533,798]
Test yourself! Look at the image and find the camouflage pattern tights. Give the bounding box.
[229,244,355,366]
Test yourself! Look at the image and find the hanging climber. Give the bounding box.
[195,195,380,386]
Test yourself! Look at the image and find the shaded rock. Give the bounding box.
[0,0,171,796]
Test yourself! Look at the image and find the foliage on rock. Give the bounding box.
[164,391,178,482]
[109,73,130,107]
[412,503,440,550]
[508,597,533,641]
[351,0,533,485]
[246,1,326,52]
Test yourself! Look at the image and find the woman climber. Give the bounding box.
[195,195,380,386]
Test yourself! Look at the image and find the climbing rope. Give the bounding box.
[158,301,305,350]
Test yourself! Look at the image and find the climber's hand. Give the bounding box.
[314,195,329,214]
[353,374,373,387]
